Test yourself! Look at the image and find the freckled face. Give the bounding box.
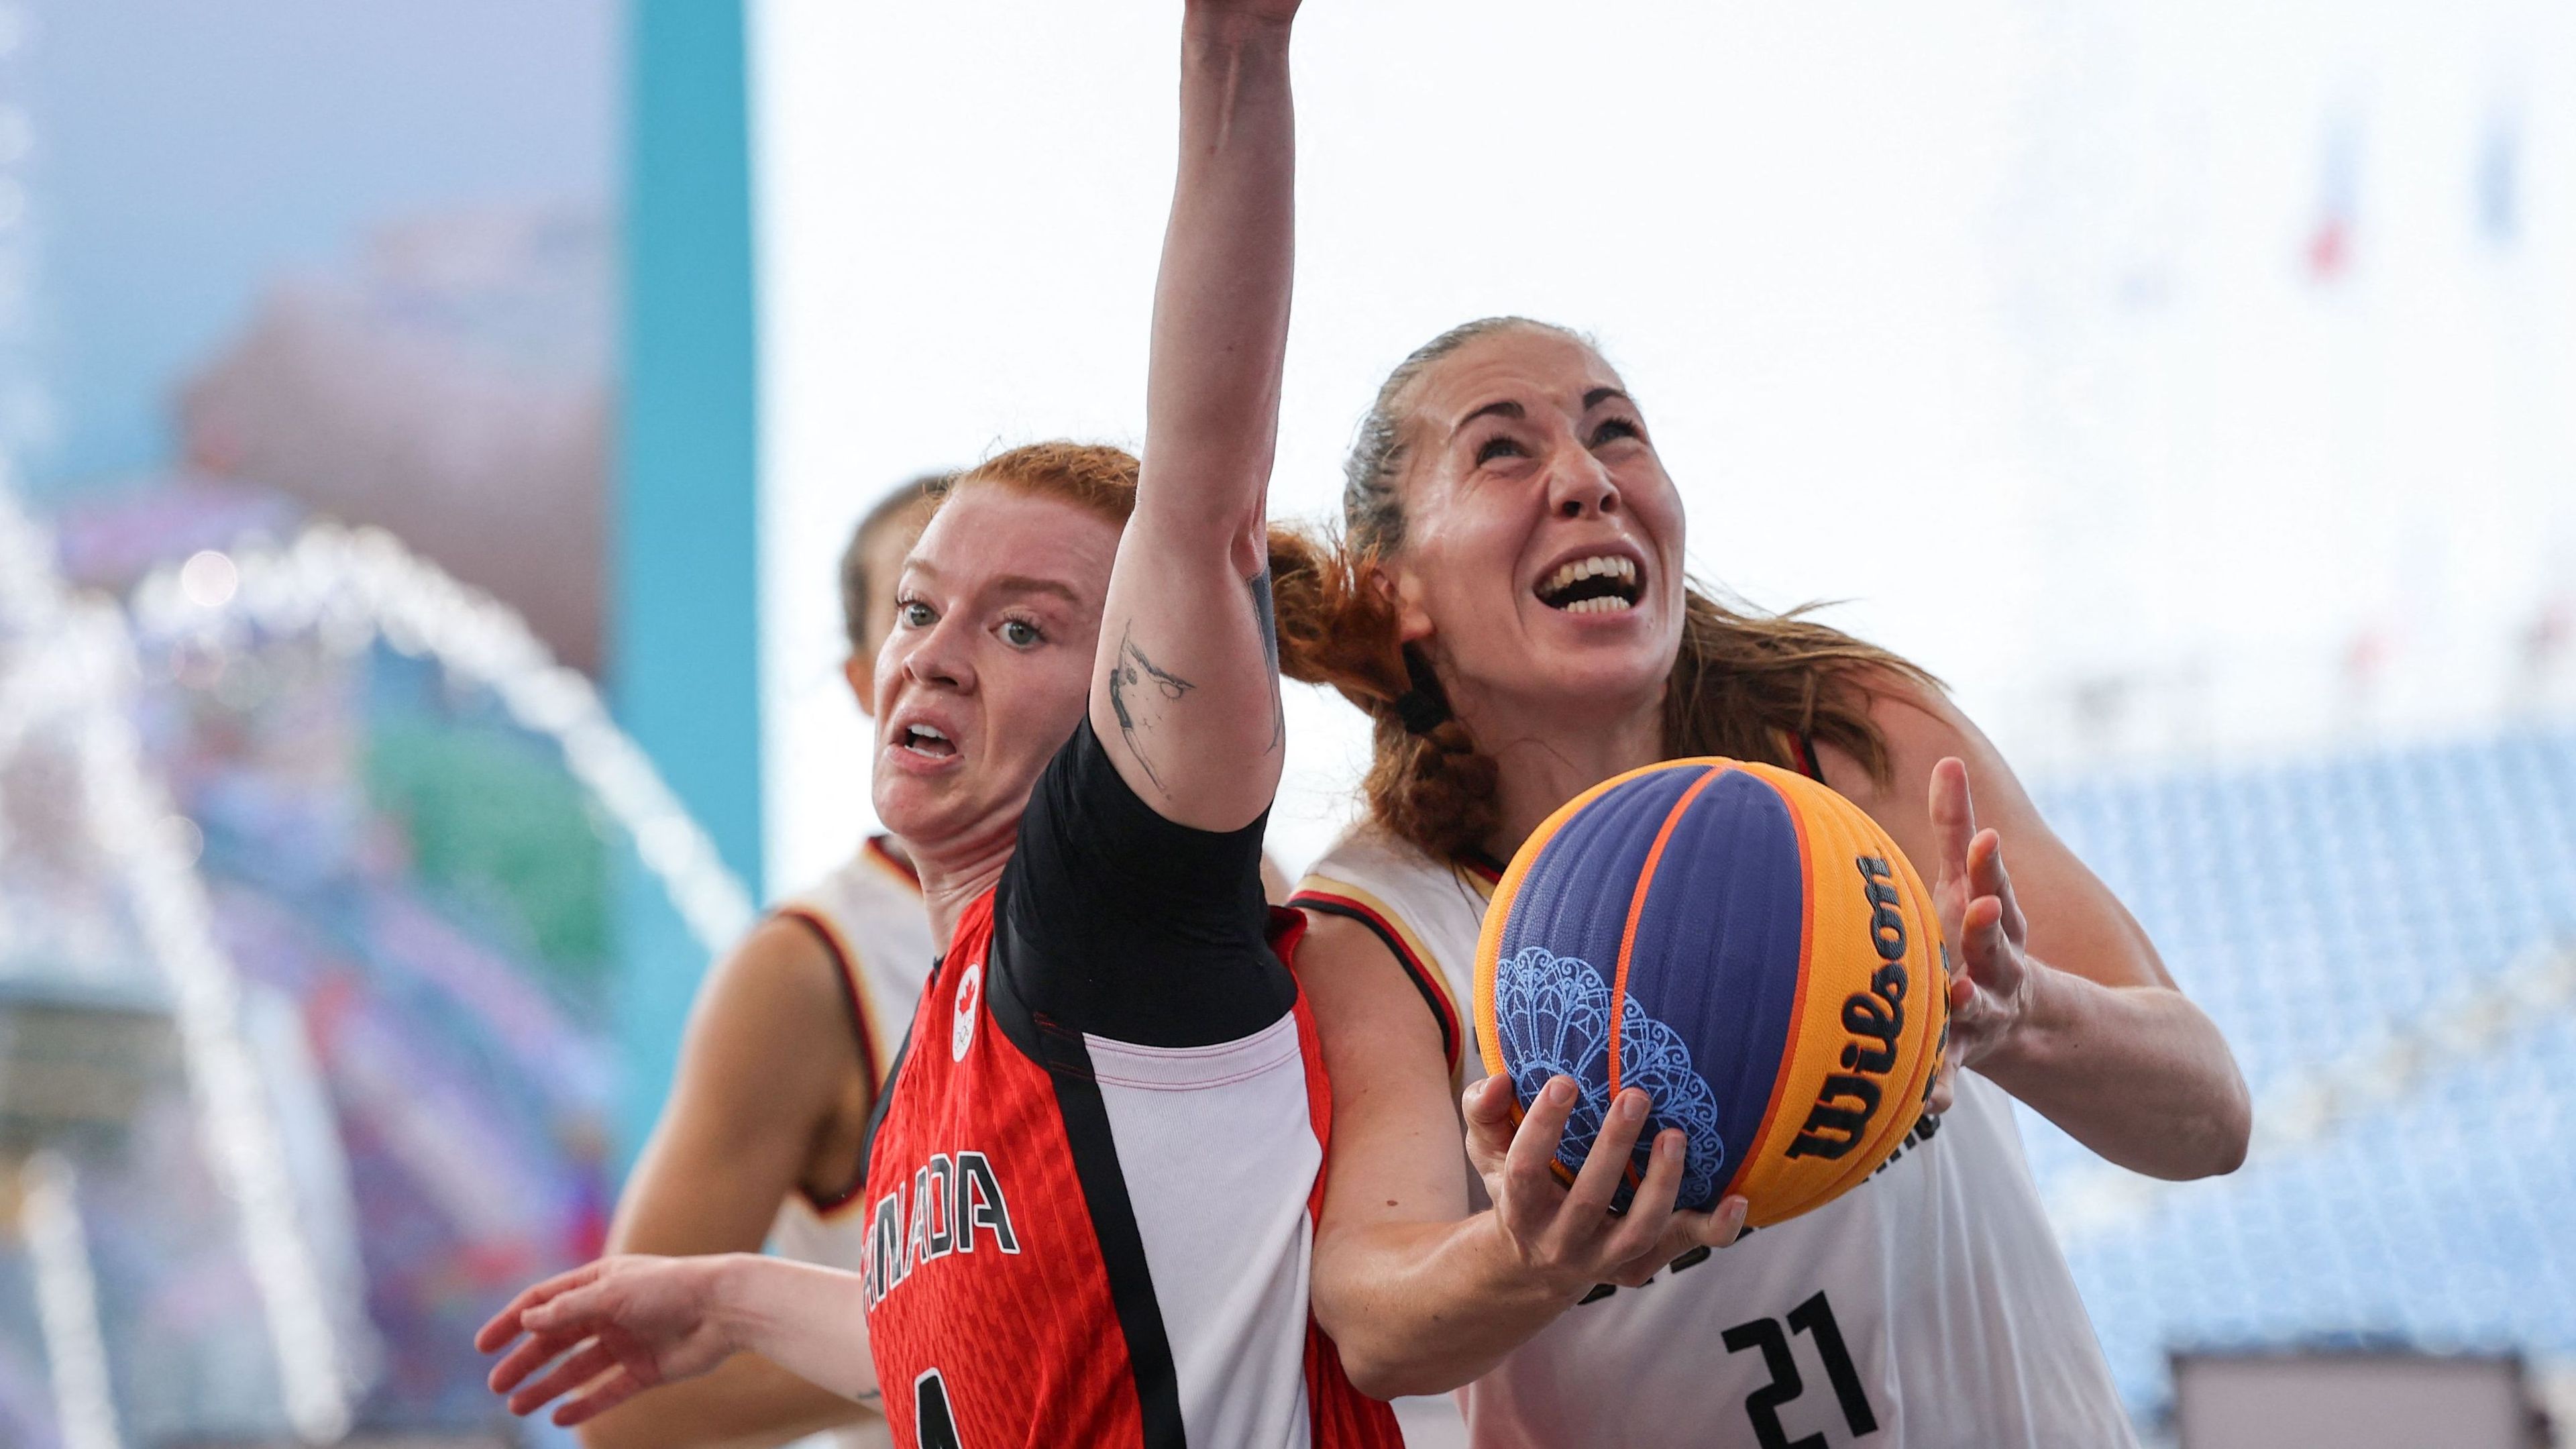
[1381,327,1688,721]
[871,487,1120,856]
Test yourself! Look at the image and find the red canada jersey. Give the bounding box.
[857,722,1401,1449]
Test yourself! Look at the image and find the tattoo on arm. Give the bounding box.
[1106,624,1196,795]
[1248,568,1285,751]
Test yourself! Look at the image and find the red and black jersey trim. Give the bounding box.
[1796,729,1827,783]
[775,907,883,1212]
[1289,890,1460,1071]
[864,833,921,889]
[987,941,1189,1448]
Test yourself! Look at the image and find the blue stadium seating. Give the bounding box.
[2021,727,2576,1422]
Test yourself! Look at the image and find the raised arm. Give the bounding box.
[1089,0,1300,832]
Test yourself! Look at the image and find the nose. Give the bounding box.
[898,613,977,694]
[1544,443,1621,521]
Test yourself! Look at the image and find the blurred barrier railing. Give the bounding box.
[2046,937,2576,1244]
[0,483,354,1443]
[128,523,759,957]
[22,1152,121,1449]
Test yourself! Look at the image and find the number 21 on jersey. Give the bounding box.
[1721,1291,1880,1448]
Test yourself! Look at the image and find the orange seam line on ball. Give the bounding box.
[1736,764,1819,1214]
[1607,764,1726,1122]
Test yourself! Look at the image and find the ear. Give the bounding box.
[1378,560,1436,646]
[844,655,876,718]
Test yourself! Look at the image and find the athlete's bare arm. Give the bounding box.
[1301,914,1748,1399]
[1823,674,2251,1181]
[482,1254,876,1429]
[572,918,882,1448]
[1089,0,1300,832]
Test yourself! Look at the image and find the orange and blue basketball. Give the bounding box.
[1474,758,1949,1228]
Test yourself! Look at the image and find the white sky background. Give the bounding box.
[751,0,2576,896]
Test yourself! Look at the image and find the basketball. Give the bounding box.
[1474,758,1950,1228]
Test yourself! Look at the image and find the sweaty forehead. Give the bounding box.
[1414,328,1626,427]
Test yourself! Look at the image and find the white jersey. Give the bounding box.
[767,837,935,1449]
[1294,824,2137,1449]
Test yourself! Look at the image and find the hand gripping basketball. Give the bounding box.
[1464,1071,1750,1299]
[1927,757,2036,1111]
[476,1254,737,1428]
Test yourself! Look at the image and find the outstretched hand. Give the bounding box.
[1927,755,2038,1110]
[476,1255,737,1428]
[1462,1073,1748,1300]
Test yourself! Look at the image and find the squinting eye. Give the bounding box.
[898,600,934,628]
[1000,619,1043,648]
[1475,435,1527,466]
[1591,418,1642,447]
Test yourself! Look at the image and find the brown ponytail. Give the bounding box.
[1269,527,1505,861]
[1271,317,1936,865]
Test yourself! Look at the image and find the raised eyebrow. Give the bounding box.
[1583,386,1634,412]
[1451,398,1526,437]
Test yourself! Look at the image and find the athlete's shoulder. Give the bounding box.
[1291,820,1484,1074]
[788,837,925,915]
[780,840,935,963]
[1299,820,1440,896]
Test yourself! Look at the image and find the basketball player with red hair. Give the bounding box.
[477,1,1402,1444]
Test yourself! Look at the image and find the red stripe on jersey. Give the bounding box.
[1279,913,1406,1447]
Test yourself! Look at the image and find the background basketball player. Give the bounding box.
[576,478,940,1449]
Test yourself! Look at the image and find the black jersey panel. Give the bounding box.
[996,716,1296,1048]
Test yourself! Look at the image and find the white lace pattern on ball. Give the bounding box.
[1492,945,1725,1206]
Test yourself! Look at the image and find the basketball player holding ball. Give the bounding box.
[481,1,1403,1444]
[1273,317,2253,1446]
[573,478,939,1449]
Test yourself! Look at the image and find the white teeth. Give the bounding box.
[1535,551,1638,598]
[1541,555,1638,595]
[913,724,947,741]
[1562,595,1635,615]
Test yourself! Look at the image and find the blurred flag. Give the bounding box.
[2306,113,2361,283]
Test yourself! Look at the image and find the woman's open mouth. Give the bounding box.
[899,723,957,759]
[1534,555,1642,615]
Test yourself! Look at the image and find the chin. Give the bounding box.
[871,779,953,845]
[1484,652,1668,723]
[1516,627,1673,696]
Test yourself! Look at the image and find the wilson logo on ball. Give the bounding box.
[1784,856,1915,1163]
[1474,759,1949,1228]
